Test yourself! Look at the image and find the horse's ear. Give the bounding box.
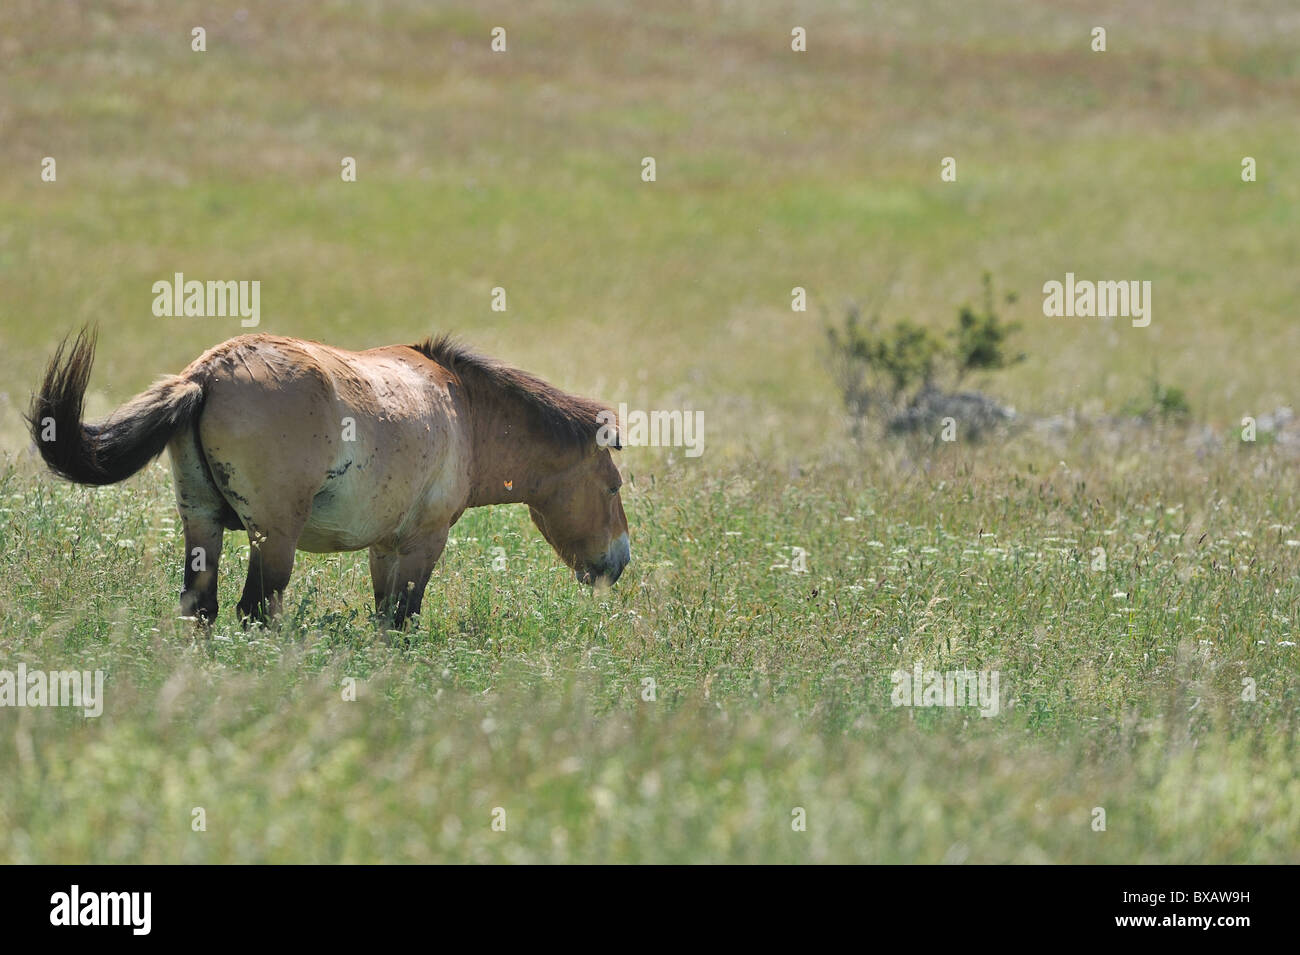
[594,408,622,451]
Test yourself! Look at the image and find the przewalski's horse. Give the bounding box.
[28,329,630,627]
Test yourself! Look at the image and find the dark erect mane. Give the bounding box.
[410,334,616,448]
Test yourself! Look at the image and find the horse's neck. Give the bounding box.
[463,393,573,509]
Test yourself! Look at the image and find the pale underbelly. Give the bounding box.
[296,522,373,553]
[296,482,401,553]
[289,439,467,553]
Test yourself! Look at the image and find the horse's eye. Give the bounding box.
[609,486,620,496]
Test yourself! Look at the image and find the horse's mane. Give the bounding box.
[410,334,617,449]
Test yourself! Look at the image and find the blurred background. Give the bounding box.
[3,0,1299,456]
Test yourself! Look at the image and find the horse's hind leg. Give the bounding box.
[180,517,224,622]
[369,531,447,629]
[206,462,313,628]
[236,526,303,627]
[169,432,226,623]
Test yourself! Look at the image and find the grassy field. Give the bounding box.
[1,0,1298,862]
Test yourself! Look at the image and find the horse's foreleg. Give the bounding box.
[369,531,447,629]
[236,527,301,627]
[180,516,224,623]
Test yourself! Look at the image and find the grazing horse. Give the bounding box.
[28,329,630,627]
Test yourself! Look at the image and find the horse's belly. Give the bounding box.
[296,465,464,554]
[292,410,469,554]
[297,479,395,552]
[296,518,371,553]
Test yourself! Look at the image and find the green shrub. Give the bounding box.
[952,273,1025,380]
[826,274,1022,429]
[1123,374,1193,421]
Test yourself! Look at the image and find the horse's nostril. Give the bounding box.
[610,533,631,567]
[602,548,629,586]
[573,536,630,587]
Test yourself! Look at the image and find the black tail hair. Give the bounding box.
[27,326,205,485]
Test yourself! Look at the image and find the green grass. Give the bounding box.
[2,430,1298,862]
[1,0,1298,862]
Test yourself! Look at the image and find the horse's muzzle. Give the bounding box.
[577,532,631,586]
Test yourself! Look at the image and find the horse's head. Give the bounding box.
[529,444,630,586]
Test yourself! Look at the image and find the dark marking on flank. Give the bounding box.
[208,459,250,505]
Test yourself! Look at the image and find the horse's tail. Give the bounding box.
[27,327,205,486]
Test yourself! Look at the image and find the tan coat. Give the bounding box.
[30,330,630,627]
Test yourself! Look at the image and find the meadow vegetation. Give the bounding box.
[0,0,1297,862]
